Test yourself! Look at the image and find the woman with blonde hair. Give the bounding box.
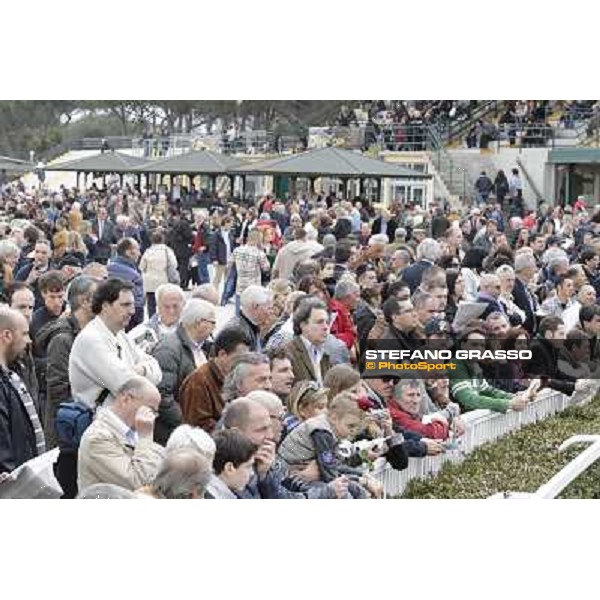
[268,278,295,319]
[53,217,69,261]
[66,230,89,262]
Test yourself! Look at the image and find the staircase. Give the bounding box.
[425,127,475,207]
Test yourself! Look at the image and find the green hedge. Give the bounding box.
[402,394,600,499]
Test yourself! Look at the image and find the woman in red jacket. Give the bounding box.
[387,379,450,440]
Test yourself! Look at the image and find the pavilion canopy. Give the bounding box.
[0,155,31,172]
[229,146,430,178]
[45,151,149,173]
[132,150,247,174]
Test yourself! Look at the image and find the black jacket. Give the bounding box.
[0,367,38,473]
[512,278,537,335]
[36,315,81,448]
[372,216,398,241]
[227,311,261,352]
[167,218,194,258]
[92,218,118,245]
[525,339,575,395]
[209,228,236,265]
[333,217,352,240]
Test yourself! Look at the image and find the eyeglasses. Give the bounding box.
[201,319,217,325]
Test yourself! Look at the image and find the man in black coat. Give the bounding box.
[525,317,574,395]
[371,208,398,241]
[0,309,45,474]
[166,213,194,289]
[91,205,118,264]
[513,253,539,335]
[209,217,236,291]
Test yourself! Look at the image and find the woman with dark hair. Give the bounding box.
[515,227,530,250]
[445,268,465,325]
[297,275,331,303]
[494,169,509,206]
[495,327,531,392]
[460,247,486,301]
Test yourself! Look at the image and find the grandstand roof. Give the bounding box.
[132,150,247,174]
[45,151,149,173]
[230,146,429,178]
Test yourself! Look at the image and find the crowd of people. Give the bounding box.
[0,171,599,500]
[335,100,486,151]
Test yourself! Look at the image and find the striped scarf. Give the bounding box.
[7,369,46,456]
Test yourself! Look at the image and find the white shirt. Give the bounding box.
[221,230,232,262]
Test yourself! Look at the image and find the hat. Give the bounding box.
[470,207,481,216]
[59,254,84,269]
[424,317,448,336]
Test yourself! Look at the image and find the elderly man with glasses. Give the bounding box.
[151,299,216,445]
[78,376,165,492]
[477,273,507,321]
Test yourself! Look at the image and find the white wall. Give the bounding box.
[448,147,551,208]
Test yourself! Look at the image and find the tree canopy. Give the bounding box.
[0,100,352,160]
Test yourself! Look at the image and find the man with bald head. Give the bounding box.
[0,308,46,473]
[222,397,346,499]
[78,376,165,491]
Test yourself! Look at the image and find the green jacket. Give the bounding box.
[449,360,513,413]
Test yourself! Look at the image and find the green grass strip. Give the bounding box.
[402,394,600,499]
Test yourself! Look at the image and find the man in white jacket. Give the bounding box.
[69,278,162,411]
[271,227,323,280]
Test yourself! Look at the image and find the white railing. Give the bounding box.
[372,384,600,498]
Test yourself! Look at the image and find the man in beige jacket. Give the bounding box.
[78,376,165,492]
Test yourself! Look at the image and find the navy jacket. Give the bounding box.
[209,229,236,265]
[107,255,145,308]
[401,260,433,293]
[476,293,505,321]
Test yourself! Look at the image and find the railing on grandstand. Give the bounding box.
[437,100,500,144]
[371,383,600,498]
[492,123,557,148]
[61,133,306,158]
